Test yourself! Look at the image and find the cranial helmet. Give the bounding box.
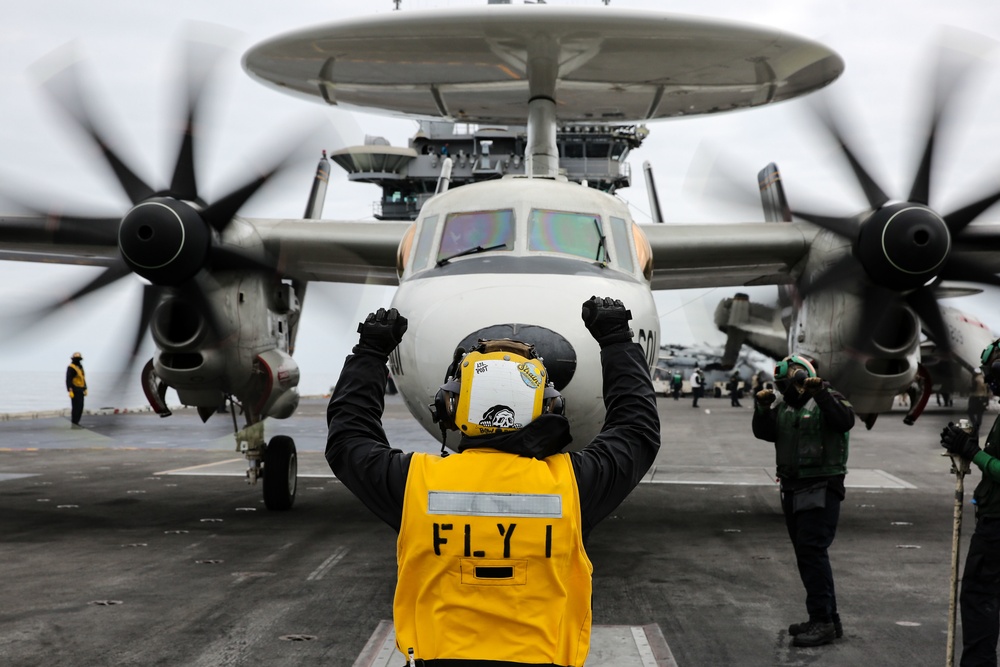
[433,339,564,436]
[980,339,1000,395]
[773,355,816,392]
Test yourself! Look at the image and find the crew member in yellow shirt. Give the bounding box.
[326,297,660,666]
[66,351,87,427]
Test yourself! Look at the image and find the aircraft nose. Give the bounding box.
[456,324,576,390]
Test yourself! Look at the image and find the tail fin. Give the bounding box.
[759,162,794,310]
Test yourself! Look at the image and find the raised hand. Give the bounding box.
[356,307,408,357]
[581,296,633,348]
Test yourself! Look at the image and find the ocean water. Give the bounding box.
[1,371,334,415]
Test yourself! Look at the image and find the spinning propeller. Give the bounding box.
[787,36,1000,356]
[2,36,307,394]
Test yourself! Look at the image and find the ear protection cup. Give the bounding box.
[432,378,461,429]
[542,385,566,416]
[982,341,998,367]
[774,355,817,393]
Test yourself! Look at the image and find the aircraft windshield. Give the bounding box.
[437,210,514,264]
[528,209,606,262]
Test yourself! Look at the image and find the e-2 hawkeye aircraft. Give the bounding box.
[4,5,1000,509]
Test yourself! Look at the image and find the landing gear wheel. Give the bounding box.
[263,435,297,511]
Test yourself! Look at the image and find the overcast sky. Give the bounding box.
[3,0,1000,395]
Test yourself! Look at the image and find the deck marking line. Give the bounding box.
[307,546,349,581]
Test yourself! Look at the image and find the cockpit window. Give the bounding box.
[609,216,634,273]
[437,210,514,264]
[410,215,438,273]
[528,209,606,262]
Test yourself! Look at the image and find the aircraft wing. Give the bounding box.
[642,221,815,290]
[0,215,119,267]
[0,215,818,289]
[255,218,410,285]
[0,214,410,286]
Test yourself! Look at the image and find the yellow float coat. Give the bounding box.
[68,363,86,388]
[394,449,593,666]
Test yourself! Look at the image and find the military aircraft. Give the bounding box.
[715,289,995,419]
[651,343,773,398]
[3,5,1000,509]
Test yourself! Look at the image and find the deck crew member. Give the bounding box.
[753,355,854,648]
[326,296,660,666]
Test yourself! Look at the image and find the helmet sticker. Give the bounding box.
[480,405,519,429]
[518,361,542,389]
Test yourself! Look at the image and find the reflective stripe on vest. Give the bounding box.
[395,449,593,666]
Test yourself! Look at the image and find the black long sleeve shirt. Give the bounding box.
[326,341,661,542]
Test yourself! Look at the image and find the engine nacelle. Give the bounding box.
[253,349,301,419]
[153,345,227,407]
[791,289,920,415]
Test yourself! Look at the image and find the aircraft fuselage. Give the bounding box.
[390,177,659,449]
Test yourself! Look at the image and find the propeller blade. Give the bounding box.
[49,262,131,311]
[905,286,951,354]
[168,39,229,201]
[910,29,995,206]
[906,117,938,207]
[943,188,1000,236]
[200,170,279,233]
[38,59,155,205]
[2,263,132,343]
[101,283,165,417]
[809,101,891,210]
[200,122,325,232]
[939,256,1000,288]
[0,213,119,246]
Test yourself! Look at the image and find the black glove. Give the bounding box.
[355,308,408,358]
[581,296,633,348]
[803,376,824,394]
[940,422,981,461]
[756,389,776,407]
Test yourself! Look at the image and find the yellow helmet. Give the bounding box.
[433,339,564,436]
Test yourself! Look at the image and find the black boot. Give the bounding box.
[791,621,837,647]
[789,614,842,639]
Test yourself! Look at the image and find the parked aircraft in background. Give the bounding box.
[651,343,773,398]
